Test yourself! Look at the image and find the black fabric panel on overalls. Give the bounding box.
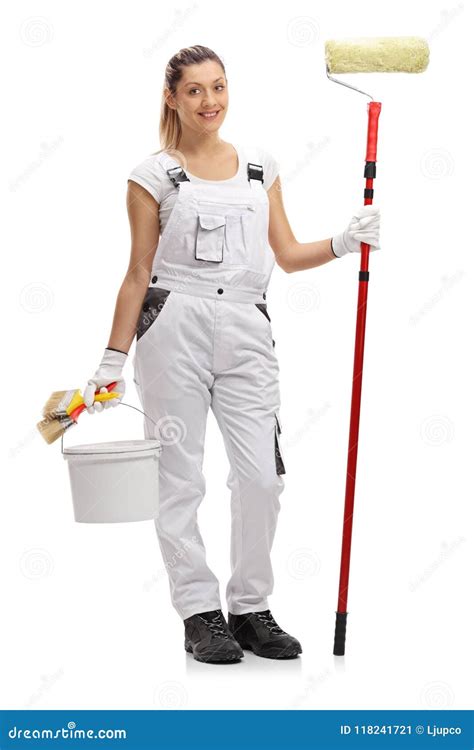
[136,287,171,341]
[274,415,286,475]
[255,302,275,347]
[255,302,271,323]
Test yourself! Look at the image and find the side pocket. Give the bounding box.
[255,302,271,323]
[256,303,274,346]
[195,213,226,262]
[136,287,171,342]
[274,412,286,475]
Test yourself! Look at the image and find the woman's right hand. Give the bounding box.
[83,347,128,414]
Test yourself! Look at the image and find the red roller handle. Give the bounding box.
[333,101,382,656]
[366,101,382,161]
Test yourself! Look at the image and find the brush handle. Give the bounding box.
[70,381,119,422]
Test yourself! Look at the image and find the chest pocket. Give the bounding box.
[224,206,257,265]
[196,201,257,266]
[195,213,226,262]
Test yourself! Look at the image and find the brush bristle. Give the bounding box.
[42,392,67,416]
[37,415,72,445]
[42,389,77,417]
[325,36,429,74]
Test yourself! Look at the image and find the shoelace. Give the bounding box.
[254,610,285,634]
[199,612,230,640]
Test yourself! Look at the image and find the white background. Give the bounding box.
[2,0,471,711]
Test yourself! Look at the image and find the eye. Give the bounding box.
[188,84,225,95]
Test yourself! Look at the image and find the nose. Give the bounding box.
[201,91,219,107]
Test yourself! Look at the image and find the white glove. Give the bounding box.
[83,347,127,415]
[332,205,381,258]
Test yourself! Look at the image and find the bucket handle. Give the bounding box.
[60,401,158,454]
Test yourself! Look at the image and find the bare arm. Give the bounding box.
[106,181,160,354]
[268,176,337,273]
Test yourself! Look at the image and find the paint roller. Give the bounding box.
[324,37,429,656]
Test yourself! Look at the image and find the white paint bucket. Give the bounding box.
[62,403,162,523]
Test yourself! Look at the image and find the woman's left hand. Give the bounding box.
[332,205,381,257]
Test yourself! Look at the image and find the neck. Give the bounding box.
[176,130,225,157]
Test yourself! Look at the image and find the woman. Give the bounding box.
[83,45,380,664]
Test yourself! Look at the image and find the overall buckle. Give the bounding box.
[247,162,264,185]
[167,166,190,189]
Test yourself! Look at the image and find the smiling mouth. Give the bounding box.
[198,110,221,119]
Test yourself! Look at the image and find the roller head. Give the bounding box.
[325,36,429,74]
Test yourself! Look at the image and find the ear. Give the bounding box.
[163,87,176,110]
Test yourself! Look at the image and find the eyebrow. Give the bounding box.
[185,77,225,86]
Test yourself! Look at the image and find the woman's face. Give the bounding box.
[166,60,228,135]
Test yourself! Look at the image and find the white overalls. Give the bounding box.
[132,148,286,621]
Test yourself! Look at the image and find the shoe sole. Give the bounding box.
[184,643,243,664]
[235,640,302,659]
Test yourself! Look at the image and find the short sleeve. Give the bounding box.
[127,155,163,204]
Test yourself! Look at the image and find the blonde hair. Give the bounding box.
[154,45,226,155]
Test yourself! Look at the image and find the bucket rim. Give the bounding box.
[63,438,162,456]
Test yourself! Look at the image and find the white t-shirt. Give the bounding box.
[127,144,280,236]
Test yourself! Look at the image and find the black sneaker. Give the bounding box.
[184,609,244,664]
[228,609,302,659]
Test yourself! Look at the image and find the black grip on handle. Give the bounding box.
[333,611,348,655]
